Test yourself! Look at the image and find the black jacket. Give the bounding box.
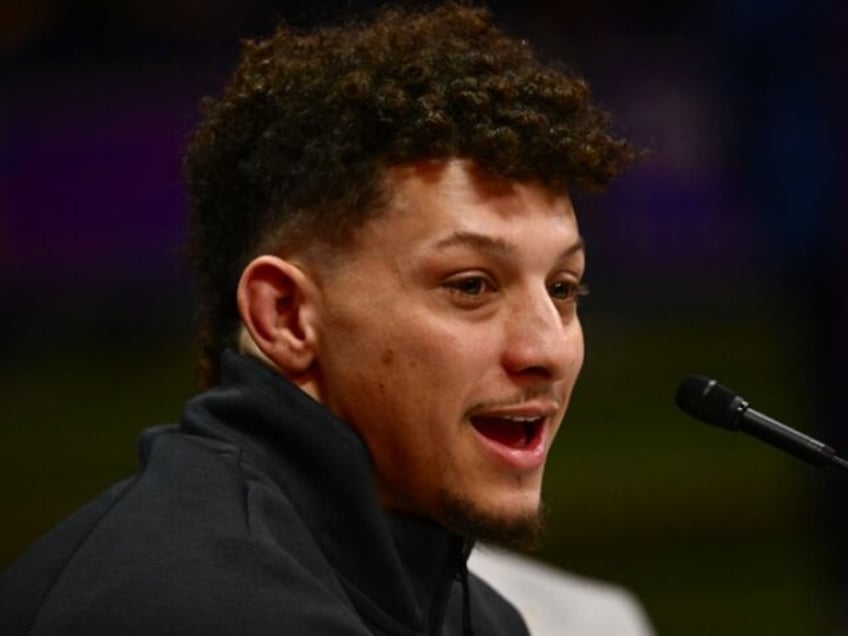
[0,351,529,635]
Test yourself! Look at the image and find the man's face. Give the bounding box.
[309,159,584,542]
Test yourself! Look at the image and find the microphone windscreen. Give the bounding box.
[675,375,743,431]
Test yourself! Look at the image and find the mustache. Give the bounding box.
[464,384,562,417]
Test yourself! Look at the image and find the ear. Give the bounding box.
[237,255,319,377]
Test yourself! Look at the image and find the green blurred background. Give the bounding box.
[3,1,847,634]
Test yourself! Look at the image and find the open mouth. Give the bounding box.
[470,415,545,450]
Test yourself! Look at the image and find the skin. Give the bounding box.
[239,158,585,537]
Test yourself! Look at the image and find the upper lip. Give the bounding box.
[467,402,561,421]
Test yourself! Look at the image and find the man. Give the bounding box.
[1,3,636,634]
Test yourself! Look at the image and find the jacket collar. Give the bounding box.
[180,350,470,634]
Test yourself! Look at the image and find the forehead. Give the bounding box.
[306,158,581,276]
[371,159,579,244]
[384,160,571,218]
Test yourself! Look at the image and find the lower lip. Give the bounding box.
[470,423,548,472]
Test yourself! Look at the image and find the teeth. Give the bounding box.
[499,415,541,423]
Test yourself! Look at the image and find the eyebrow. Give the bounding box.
[432,230,585,260]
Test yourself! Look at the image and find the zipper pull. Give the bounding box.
[454,557,474,636]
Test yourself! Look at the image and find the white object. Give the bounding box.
[469,545,655,636]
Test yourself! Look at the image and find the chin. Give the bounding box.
[438,487,547,550]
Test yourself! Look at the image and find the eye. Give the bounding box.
[444,275,494,296]
[548,280,589,302]
[441,273,498,308]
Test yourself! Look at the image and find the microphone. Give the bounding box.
[675,375,848,474]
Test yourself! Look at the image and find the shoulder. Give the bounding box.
[468,545,655,636]
[1,429,362,636]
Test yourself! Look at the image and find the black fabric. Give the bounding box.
[0,350,529,636]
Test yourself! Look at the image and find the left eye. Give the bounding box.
[548,280,586,301]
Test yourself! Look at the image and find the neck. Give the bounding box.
[237,326,323,402]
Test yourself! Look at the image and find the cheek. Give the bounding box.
[321,294,492,417]
[379,347,395,366]
[366,326,484,438]
[394,325,483,387]
[573,324,586,375]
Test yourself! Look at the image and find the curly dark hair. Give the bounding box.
[185,1,637,387]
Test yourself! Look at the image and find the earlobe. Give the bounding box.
[237,255,318,377]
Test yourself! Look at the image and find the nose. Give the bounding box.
[500,286,583,382]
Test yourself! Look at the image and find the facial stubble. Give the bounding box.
[439,486,548,551]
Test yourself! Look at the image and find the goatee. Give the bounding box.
[440,490,547,551]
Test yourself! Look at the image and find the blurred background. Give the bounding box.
[2,1,847,633]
